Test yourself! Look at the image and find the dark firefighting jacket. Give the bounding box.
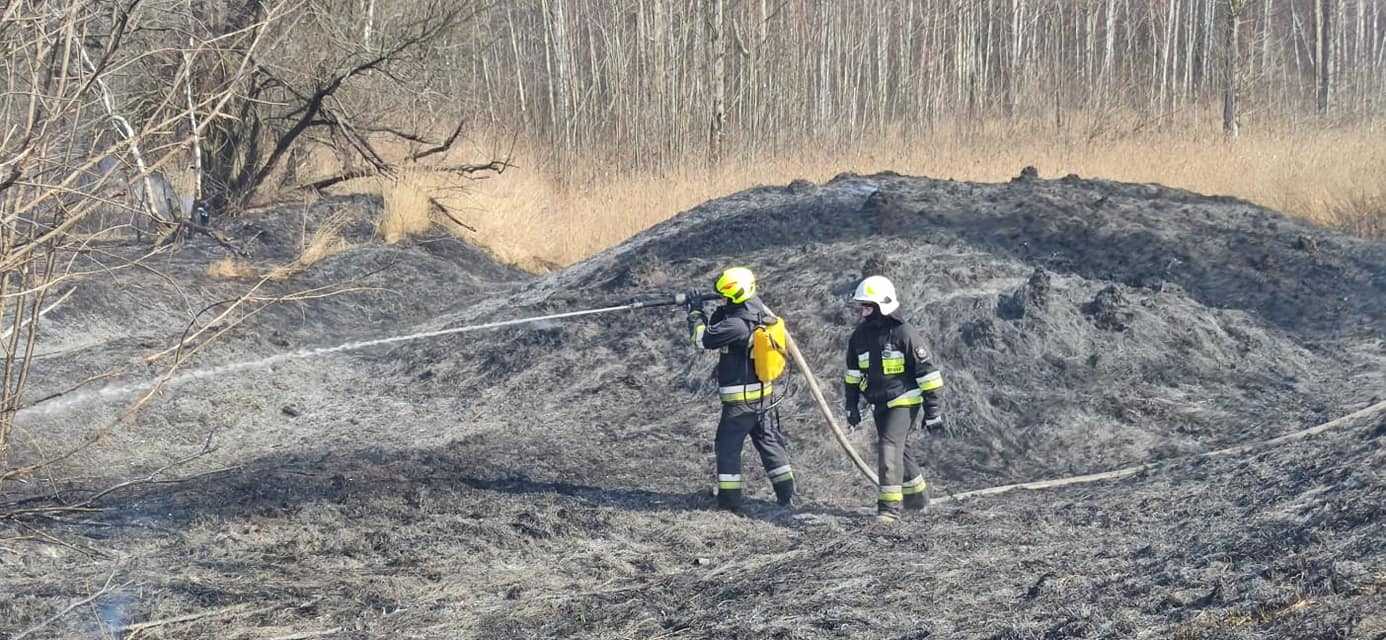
[695,297,776,404]
[844,314,943,415]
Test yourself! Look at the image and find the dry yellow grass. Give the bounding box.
[265,211,352,281]
[378,171,441,244]
[457,119,1386,268]
[316,117,1386,270]
[216,196,354,283]
[207,257,258,279]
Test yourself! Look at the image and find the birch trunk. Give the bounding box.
[78,44,170,224]
[1317,0,1333,113]
[1223,0,1243,138]
[707,0,725,165]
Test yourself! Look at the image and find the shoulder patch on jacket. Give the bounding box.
[915,345,930,360]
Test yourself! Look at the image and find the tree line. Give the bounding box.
[448,0,1385,173]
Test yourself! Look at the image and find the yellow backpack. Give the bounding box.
[751,317,788,383]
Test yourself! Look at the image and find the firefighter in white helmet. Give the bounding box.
[843,275,945,524]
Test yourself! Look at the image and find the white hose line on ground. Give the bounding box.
[783,330,880,486]
[942,399,1386,503]
[34,294,1381,505]
[786,334,1383,502]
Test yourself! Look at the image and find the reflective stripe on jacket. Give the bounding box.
[694,297,777,405]
[844,314,943,413]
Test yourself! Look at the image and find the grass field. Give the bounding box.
[307,117,1386,269]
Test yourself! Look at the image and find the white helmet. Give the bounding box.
[853,275,900,316]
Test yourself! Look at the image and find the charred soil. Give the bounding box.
[4,173,1383,639]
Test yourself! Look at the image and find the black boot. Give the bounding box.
[716,487,743,512]
[875,504,902,525]
[903,476,930,512]
[773,479,797,508]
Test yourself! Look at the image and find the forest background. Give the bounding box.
[4,0,1385,268]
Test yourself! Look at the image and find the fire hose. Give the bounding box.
[782,330,879,485]
[27,289,881,488]
[635,290,878,485]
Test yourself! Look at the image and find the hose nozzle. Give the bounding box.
[625,290,721,310]
[673,290,721,307]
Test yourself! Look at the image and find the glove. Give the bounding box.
[923,413,945,435]
[686,309,707,343]
[684,290,712,311]
[845,406,861,430]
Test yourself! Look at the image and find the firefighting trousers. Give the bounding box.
[714,402,795,510]
[873,405,929,517]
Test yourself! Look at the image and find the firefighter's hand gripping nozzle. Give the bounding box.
[674,289,721,312]
[625,290,721,311]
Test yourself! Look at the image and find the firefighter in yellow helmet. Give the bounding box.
[843,275,945,524]
[686,267,797,512]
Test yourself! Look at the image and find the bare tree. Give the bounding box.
[1318,0,1335,113]
[0,0,268,472]
[1224,0,1247,137]
[707,0,726,165]
[185,1,477,215]
[356,0,1386,176]
[0,0,501,497]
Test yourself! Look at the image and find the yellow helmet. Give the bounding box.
[714,267,757,304]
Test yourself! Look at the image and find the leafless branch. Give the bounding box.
[262,629,344,640]
[11,573,133,640]
[296,166,377,192]
[119,602,280,638]
[160,219,250,256]
[0,287,72,340]
[1,429,219,519]
[407,119,467,162]
[296,120,505,193]
[437,159,515,177]
[429,197,478,233]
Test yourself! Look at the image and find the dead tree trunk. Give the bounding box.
[1317,0,1334,113]
[1102,0,1118,91]
[364,0,376,48]
[707,0,726,166]
[1224,0,1244,138]
[550,0,574,153]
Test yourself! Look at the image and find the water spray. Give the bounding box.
[21,291,717,420]
[23,288,882,488]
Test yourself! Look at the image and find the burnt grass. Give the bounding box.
[3,173,1384,639]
